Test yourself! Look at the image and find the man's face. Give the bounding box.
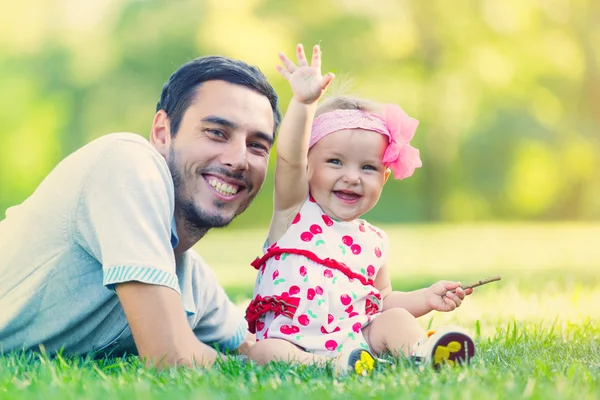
[164,80,275,231]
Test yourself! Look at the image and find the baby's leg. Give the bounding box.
[248,338,376,376]
[247,338,333,367]
[362,308,426,358]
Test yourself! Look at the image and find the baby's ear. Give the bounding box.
[384,168,391,183]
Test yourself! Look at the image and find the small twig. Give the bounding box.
[442,275,502,297]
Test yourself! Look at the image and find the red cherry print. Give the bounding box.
[374,247,382,258]
[272,270,279,280]
[349,312,359,318]
[342,235,353,246]
[315,286,323,295]
[366,265,376,277]
[291,325,300,334]
[292,213,301,224]
[289,285,300,295]
[340,294,352,306]
[309,194,316,202]
[352,322,362,333]
[256,320,265,331]
[321,214,334,227]
[309,224,323,234]
[280,325,293,335]
[350,244,362,255]
[328,314,334,324]
[298,314,310,326]
[332,326,341,333]
[345,305,354,313]
[323,269,333,278]
[320,326,328,334]
[263,328,269,339]
[358,224,366,232]
[299,266,307,277]
[307,288,316,300]
[300,231,314,242]
[325,340,338,351]
[275,254,281,260]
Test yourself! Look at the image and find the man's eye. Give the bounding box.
[249,142,269,152]
[327,159,341,165]
[206,129,225,137]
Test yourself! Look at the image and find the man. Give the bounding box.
[0,55,281,368]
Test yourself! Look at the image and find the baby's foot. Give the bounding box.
[412,326,475,370]
[335,348,376,376]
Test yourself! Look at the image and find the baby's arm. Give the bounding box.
[374,265,471,318]
[268,44,334,244]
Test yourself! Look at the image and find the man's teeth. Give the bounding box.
[208,179,239,196]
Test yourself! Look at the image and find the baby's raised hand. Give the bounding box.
[425,280,473,312]
[277,44,335,105]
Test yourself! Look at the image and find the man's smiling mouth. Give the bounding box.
[206,176,241,196]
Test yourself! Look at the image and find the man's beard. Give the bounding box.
[167,148,255,236]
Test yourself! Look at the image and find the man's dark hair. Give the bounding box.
[156,56,281,137]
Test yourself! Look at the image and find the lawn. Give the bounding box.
[1,224,599,399]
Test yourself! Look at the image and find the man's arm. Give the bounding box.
[116,282,218,368]
[74,137,211,368]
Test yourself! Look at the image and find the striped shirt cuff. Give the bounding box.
[214,318,248,352]
[103,265,180,293]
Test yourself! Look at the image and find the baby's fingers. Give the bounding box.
[443,294,459,310]
[276,64,292,80]
[295,43,308,67]
[321,72,335,91]
[278,52,297,75]
[310,44,321,69]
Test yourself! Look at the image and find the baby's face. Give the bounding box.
[307,129,390,221]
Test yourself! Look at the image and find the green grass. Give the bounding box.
[2,319,598,399]
[2,225,600,399]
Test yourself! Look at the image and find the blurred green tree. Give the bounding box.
[0,0,598,227]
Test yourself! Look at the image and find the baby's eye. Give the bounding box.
[363,164,378,171]
[327,159,342,165]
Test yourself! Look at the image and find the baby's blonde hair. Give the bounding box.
[315,95,382,118]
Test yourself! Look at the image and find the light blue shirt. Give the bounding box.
[0,133,246,355]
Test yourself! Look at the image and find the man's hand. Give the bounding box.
[236,331,256,356]
[116,281,218,369]
[276,43,335,105]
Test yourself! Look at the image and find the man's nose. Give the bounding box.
[220,138,249,171]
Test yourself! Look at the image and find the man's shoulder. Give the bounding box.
[90,132,160,159]
[85,133,170,178]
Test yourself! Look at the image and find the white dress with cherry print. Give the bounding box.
[247,196,388,357]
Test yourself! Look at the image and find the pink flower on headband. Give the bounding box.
[309,105,422,180]
[381,104,422,180]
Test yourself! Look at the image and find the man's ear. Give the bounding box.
[150,110,172,158]
[384,168,392,183]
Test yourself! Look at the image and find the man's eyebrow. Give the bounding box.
[201,115,237,129]
[253,131,274,147]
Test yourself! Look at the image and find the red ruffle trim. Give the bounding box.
[245,292,300,334]
[250,246,375,287]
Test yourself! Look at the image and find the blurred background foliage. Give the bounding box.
[1,0,599,228]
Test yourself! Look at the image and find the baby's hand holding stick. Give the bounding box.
[442,275,502,297]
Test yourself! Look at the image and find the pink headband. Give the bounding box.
[309,105,422,180]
